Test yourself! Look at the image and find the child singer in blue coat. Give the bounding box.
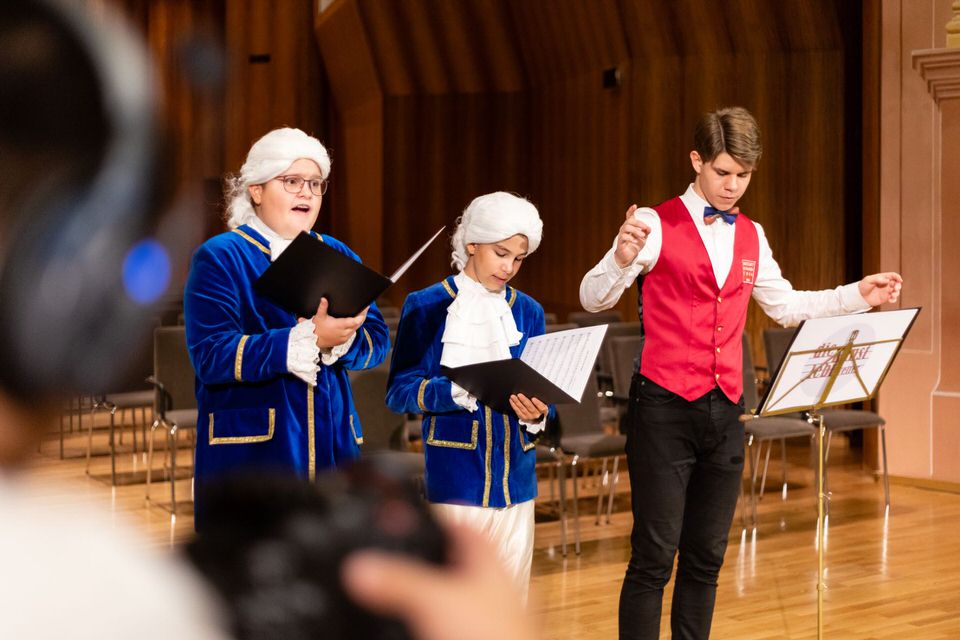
[387,192,550,598]
[184,128,389,528]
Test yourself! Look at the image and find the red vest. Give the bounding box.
[639,196,759,402]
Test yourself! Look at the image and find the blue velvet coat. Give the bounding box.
[386,276,546,508]
[184,224,389,524]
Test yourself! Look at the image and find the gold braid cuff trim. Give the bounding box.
[362,328,374,369]
[234,335,249,382]
[417,379,430,412]
[350,415,363,445]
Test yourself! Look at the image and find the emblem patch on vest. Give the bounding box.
[741,259,757,284]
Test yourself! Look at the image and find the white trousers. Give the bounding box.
[431,500,535,602]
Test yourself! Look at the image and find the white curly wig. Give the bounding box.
[450,192,543,271]
[224,127,331,229]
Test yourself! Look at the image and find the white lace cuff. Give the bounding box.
[520,415,546,434]
[450,382,478,412]
[320,332,357,366]
[288,321,320,386]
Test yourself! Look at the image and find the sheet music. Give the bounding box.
[520,324,608,401]
[761,307,919,415]
[389,226,445,282]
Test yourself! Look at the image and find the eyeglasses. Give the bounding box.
[273,175,328,196]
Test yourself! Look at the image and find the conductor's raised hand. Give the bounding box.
[613,205,651,268]
[311,298,366,349]
[509,394,548,422]
[858,272,903,307]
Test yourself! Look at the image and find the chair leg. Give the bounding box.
[109,407,120,486]
[571,456,582,555]
[145,419,160,502]
[758,441,773,499]
[880,425,890,508]
[131,408,138,454]
[84,403,97,474]
[595,458,608,525]
[605,455,619,524]
[558,460,568,557]
[170,425,178,514]
[780,438,789,501]
[548,462,556,506]
[747,435,758,526]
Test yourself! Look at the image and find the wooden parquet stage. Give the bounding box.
[26,427,960,640]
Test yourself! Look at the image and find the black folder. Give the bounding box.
[253,227,443,318]
[442,360,579,416]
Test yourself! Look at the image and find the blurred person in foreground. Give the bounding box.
[0,1,226,638]
[187,461,538,640]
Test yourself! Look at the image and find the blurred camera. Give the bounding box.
[186,459,448,640]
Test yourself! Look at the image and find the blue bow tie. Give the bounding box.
[704,206,737,225]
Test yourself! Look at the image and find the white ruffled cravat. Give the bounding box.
[441,272,543,432]
[440,271,523,368]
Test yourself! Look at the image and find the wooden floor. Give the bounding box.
[28,418,960,640]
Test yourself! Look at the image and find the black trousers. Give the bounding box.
[619,374,745,640]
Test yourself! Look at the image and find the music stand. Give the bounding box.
[752,307,920,639]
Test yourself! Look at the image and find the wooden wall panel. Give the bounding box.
[379,92,528,305]
[224,0,327,172]
[312,0,861,372]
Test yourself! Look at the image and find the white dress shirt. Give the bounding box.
[579,184,871,326]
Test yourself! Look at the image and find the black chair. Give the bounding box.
[378,305,401,319]
[146,326,198,514]
[545,322,578,334]
[83,390,154,485]
[764,327,890,510]
[349,365,424,477]
[543,312,558,325]
[555,374,627,555]
[607,335,643,402]
[741,333,815,526]
[596,322,642,395]
[567,310,622,327]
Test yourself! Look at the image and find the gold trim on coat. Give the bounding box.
[426,417,479,449]
[208,408,275,444]
[482,407,493,507]
[362,328,373,369]
[502,414,512,506]
[232,229,270,255]
[442,279,457,299]
[350,414,364,445]
[417,379,429,412]
[307,387,316,481]
[234,335,249,382]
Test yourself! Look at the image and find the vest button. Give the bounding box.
[715,373,720,380]
[716,347,721,353]
[717,296,722,303]
[716,326,722,332]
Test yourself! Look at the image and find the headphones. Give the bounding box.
[0,0,197,399]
